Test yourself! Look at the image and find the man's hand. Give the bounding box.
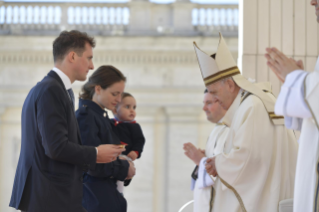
[127,151,138,161]
[265,47,304,83]
[96,144,125,163]
[183,142,205,165]
[205,157,217,177]
[126,160,136,179]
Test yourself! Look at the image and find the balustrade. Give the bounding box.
[192,7,238,31]
[0,1,238,36]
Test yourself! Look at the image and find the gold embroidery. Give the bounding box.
[268,112,284,120]
[262,89,272,94]
[209,186,215,212]
[216,122,227,126]
[204,66,241,86]
[240,91,284,122]
[303,77,319,131]
[219,177,247,212]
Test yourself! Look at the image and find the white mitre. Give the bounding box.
[193,33,284,125]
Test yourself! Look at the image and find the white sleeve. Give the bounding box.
[197,157,214,189]
[191,178,196,191]
[275,70,312,119]
[284,117,303,131]
[190,166,198,191]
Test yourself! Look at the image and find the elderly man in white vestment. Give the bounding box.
[193,33,299,212]
[184,89,229,212]
[264,1,319,212]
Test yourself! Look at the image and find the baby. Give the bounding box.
[111,92,146,194]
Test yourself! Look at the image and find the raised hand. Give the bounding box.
[265,47,303,83]
[183,142,205,165]
[96,144,125,163]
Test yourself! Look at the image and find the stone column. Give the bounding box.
[123,106,169,212]
[0,107,22,212]
[165,105,202,212]
[152,107,169,212]
[0,107,6,146]
[238,0,319,96]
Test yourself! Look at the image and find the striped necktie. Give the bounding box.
[67,88,75,111]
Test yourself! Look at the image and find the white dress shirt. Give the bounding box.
[52,67,72,90]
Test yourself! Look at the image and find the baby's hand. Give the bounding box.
[127,151,138,161]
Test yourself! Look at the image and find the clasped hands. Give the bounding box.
[183,142,205,165]
[183,142,218,177]
[265,47,304,82]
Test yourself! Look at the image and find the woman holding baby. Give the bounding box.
[75,65,136,212]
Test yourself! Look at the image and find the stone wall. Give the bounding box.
[0,35,238,212]
[239,0,319,96]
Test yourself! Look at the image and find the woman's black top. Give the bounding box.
[76,99,129,212]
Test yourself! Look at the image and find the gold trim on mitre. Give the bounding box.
[193,33,240,86]
[204,66,241,86]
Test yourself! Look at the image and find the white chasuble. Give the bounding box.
[212,90,298,212]
[193,124,229,212]
[275,61,319,212]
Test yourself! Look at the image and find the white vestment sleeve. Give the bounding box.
[197,157,214,189]
[284,117,303,131]
[275,70,312,119]
[191,166,198,191]
[191,178,196,191]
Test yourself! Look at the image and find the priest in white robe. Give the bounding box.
[265,2,319,210]
[184,89,229,212]
[194,33,299,212]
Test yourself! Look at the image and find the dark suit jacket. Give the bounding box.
[9,71,97,212]
[76,99,129,212]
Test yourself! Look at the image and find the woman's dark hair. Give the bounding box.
[79,65,126,100]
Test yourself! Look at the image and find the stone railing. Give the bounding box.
[0,1,238,36]
[192,5,238,35]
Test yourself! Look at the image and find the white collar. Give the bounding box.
[217,117,224,124]
[52,67,72,90]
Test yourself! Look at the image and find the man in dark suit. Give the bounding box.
[9,30,125,212]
